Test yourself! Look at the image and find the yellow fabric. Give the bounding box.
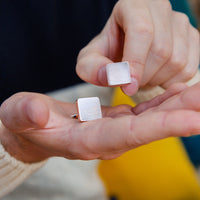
[111,87,136,107]
[99,88,200,200]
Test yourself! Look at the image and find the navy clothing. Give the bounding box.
[0,0,196,104]
[0,0,117,103]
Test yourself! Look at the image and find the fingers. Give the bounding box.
[69,108,200,160]
[145,11,189,86]
[140,0,173,86]
[155,82,200,111]
[76,44,112,86]
[77,0,154,96]
[76,18,123,86]
[6,84,200,161]
[117,0,153,95]
[149,12,194,87]
[127,110,200,146]
[134,82,200,116]
[0,92,49,132]
[133,83,188,114]
[162,25,200,88]
[77,0,199,96]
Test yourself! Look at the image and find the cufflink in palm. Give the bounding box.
[71,97,102,122]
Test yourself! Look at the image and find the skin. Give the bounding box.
[1,82,200,163]
[76,0,200,96]
[0,0,200,163]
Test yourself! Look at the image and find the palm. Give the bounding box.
[1,83,200,163]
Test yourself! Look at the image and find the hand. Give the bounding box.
[1,85,200,163]
[76,0,200,96]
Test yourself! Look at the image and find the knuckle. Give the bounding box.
[75,56,84,74]
[182,14,189,27]
[113,0,122,13]
[160,0,172,11]
[170,53,187,71]
[151,43,172,60]
[134,22,154,38]
[191,27,200,42]
[125,117,146,148]
[175,12,189,27]
[178,12,189,21]
[77,47,88,62]
[181,68,197,81]
[75,53,92,77]
[153,0,172,11]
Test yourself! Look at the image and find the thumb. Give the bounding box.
[0,93,49,132]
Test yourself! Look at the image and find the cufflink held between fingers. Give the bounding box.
[106,61,131,86]
[71,97,102,122]
[71,62,131,121]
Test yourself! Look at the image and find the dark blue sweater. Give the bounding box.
[0,0,117,103]
[0,0,196,103]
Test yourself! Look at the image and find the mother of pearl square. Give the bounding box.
[106,61,131,86]
[77,97,102,122]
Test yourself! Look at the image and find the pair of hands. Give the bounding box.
[77,0,200,95]
[1,83,200,163]
[0,0,200,163]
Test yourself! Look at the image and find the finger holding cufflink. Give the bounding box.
[73,62,133,122]
[106,61,138,96]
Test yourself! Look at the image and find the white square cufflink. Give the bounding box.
[106,61,131,86]
[76,97,102,122]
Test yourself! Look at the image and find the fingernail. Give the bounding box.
[98,66,108,85]
[122,77,138,96]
